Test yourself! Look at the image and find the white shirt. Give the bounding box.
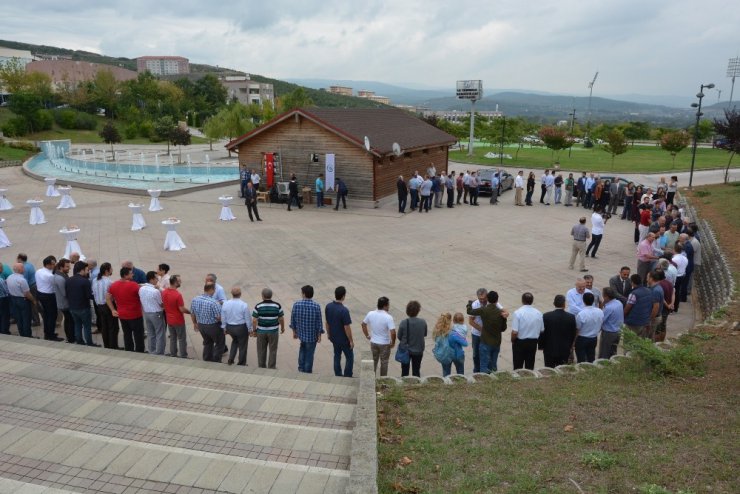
[157,274,170,291]
[576,306,604,338]
[221,298,252,330]
[463,173,471,185]
[514,175,524,188]
[566,288,593,315]
[363,309,395,345]
[138,283,163,313]
[7,273,30,297]
[591,212,605,235]
[511,305,544,339]
[672,253,688,277]
[91,276,112,305]
[35,267,56,294]
[251,173,260,185]
[545,174,555,187]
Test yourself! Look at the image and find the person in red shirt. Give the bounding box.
[162,274,191,358]
[106,266,145,352]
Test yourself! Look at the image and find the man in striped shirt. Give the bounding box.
[252,287,285,369]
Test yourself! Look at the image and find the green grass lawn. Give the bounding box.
[451,143,735,174]
[0,145,34,162]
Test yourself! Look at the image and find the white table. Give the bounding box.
[0,189,12,211]
[148,189,163,212]
[162,219,186,251]
[0,218,10,249]
[218,196,236,221]
[27,200,46,225]
[129,203,147,231]
[45,177,60,197]
[57,187,76,209]
[60,228,85,260]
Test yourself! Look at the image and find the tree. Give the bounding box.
[202,103,255,156]
[713,108,740,183]
[692,119,714,142]
[660,130,691,167]
[98,121,121,159]
[538,126,574,163]
[92,69,119,118]
[602,129,629,167]
[622,121,651,146]
[153,116,177,153]
[169,126,191,163]
[278,87,313,112]
[0,57,27,93]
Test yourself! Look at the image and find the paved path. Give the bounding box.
[0,161,697,377]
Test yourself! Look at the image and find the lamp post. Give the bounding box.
[499,115,506,165]
[689,82,715,190]
[568,108,577,158]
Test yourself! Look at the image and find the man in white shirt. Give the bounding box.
[361,296,396,376]
[672,243,689,313]
[7,263,35,338]
[205,273,227,304]
[566,279,592,315]
[139,271,165,355]
[514,171,524,206]
[469,287,487,373]
[221,286,252,366]
[544,170,555,205]
[586,206,606,259]
[511,292,544,370]
[35,255,62,341]
[250,170,261,190]
[408,172,421,210]
[575,292,603,363]
[463,171,471,204]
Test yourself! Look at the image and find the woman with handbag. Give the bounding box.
[396,300,427,377]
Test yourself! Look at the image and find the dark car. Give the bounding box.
[477,169,514,196]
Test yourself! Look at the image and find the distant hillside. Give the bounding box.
[0,39,135,71]
[286,78,451,105]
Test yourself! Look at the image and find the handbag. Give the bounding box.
[394,320,411,364]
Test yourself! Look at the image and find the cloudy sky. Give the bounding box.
[4,0,740,98]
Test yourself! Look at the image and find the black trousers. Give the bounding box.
[586,234,603,257]
[334,192,347,209]
[540,184,547,203]
[446,189,454,207]
[398,194,407,213]
[37,291,58,339]
[246,202,260,221]
[512,338,538,370]
[121,317,145,352]
[674,276,685,312]
[543,351,569,368]
[97,304,120,349]
[61,309,75,343]
[200,323,225,362]
[401,353,423,377]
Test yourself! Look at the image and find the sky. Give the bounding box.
[4,0,740,99]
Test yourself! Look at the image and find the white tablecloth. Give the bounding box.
[219,196,236,221]
[60,229,85,260]
[57,188,76,209]
[0,219,10,249]
[163,220,186,251]
[0,189,12,211]
[27,200,46,225]
[45,178,60,197]
[148,190,163,212]
[129,204,146,231]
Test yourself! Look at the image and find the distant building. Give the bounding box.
[0,47,34,67]
[136,56,190,75]
[357,90,391,105]
[220,75,274,107]
[26,60,137,90]
[328,86,353,96]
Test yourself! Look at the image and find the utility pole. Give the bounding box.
[585,72,598,147]
[568,107,576,158]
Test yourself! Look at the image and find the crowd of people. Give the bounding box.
[0,168,701,378]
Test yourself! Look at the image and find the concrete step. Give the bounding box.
[0,334,364,493]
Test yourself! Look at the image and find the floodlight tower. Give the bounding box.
[727,57,740,108]
[689,82,715,190]
[456,80,483,156]
[584,71,599,147]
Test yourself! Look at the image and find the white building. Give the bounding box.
[220,75,274,107]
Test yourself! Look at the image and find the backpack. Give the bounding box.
[433,335,454,365]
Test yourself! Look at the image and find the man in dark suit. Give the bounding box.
[287,175,302,211]
[608,266,632,305]
[244,182,262,222]
[539,294,577,367]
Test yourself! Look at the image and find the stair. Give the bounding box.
[0,335,366,493]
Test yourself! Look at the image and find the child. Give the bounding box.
[451,312,468,340]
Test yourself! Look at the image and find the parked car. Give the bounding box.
[477,169,514,196]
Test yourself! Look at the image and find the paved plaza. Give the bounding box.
[0,156,698,376]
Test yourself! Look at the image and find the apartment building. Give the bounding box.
[136,56,190,75]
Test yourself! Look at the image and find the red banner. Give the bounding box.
[265,153,274,188]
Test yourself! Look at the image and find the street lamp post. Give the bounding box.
[689,82,715,190]
[500,115,506,165]
[568,108,576,158]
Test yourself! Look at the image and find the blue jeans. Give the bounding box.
[316,191,324,207]
[70,308,93,345]
[298,341,318,373]
[442,359,464,377]
[333,341,354,377]
[10,296,32,337]
[410,189,418,210]
[575,336,597,363]
[479,342,500,373]
[471,334,481,373]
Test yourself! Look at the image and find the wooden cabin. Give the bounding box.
[225,108,457,203]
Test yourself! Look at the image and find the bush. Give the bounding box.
[8,140,39,152]
[138,120,154,139]
[623,329,705,377]
[1,117,30,137]
[124,123,138,140]
[54,109,97,130]
[31,109,54,132]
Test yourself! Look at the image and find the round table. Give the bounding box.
[0,218,11,249]
[57,186,76,209]
[0,189,13,211]
[162,219,186,251]
[148,189,163,212]
[60,228,85,260]
[218,196,236,221]
[129,203,147,231]
[27,199,46,225]
[45,177,60,197]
